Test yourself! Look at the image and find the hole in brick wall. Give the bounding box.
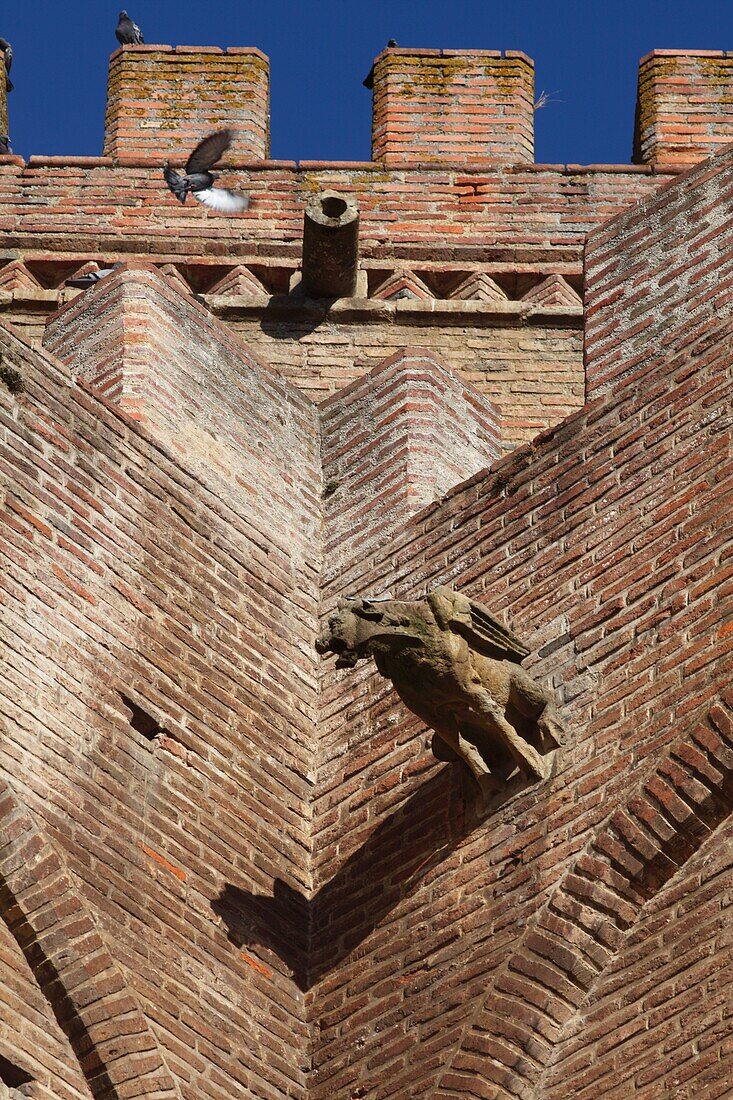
[565,273,584,297]
[119,693,162,742]
[0,1054,33,1088]
[25,259,80,289]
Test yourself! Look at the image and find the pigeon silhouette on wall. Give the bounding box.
[163,129,249,214]
[0,38,13,93]
[0,135,12,155]
[115,11,144,46]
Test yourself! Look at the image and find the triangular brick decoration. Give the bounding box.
[66,261,100,280]
[158,264,192,296]
[450,272,508,303]
[521,274,582,307]
[0,260,43,293]
[207,265,268,298]
[371,270,433,301]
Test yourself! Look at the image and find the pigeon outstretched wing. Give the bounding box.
[163,130,248,214]
[193,188,249,213]
[186,129,235,175]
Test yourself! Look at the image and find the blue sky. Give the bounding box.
[4,1,733,164]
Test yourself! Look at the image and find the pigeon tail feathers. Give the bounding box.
[193,188,249,214]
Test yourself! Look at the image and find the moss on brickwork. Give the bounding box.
[104,49,269,157]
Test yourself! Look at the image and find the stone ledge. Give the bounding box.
[206,293,584,327]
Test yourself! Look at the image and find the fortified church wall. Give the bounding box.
[2,46,726,450]
[0,40,731,1100]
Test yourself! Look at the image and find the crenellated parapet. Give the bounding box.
[634,49,733,166]
[369,47,534,165]
[104,44,270,161]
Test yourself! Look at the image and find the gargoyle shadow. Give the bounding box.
[213,762,537,990]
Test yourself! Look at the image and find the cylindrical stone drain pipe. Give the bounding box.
[301,190,360,298]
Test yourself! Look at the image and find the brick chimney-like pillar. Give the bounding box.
[634,50,733,167]
[104,46,270,160]
[370,47,534,165]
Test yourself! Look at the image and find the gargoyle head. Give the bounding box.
[316,597,409,668]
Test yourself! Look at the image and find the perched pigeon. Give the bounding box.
[163,129,249,214]
[115,11,144,46]
[363,40,398,89]
[0,135,11,155]
[65,263,122,289]
[0,38,13,93]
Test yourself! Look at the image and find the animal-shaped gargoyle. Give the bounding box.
[316,587,563,797]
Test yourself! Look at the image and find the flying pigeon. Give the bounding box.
[0,135,11,156]
[65,264,122,289]
[0,38,13,93]
[115,11,144,46]
[163,129,249,214]
[363,40,398,89]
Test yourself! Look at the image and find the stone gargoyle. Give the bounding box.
[316,586,563,796]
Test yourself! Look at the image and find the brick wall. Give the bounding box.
[0,914,92,1098]
[0,161,670,257]
[585,142,733,397]
[320,348,501,583]
[308,139,732,1097]
[0,159,670,456]
[543,808,733,1097]
[370,48,534,164]
[2,40,733,1100]
[0,314,321,1098]
[228,312,583,452]
[634,51,733,167]
[104,46,269,160]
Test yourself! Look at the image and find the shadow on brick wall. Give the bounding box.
[213,764,509,990]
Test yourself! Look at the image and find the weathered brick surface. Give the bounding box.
[104,46,270,161]
[0,161,671,258]
[225,314,583,453]
[634,51,733,167]
[371,48,535,164]
[320,348,501,581]
[0,157,671,451]
[0,913,92,1098]
[309,151,732,1096]
[585,140,733,398]
[0,778,181,1099]
[543,764,733,1097]
[0,313,320,1097]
